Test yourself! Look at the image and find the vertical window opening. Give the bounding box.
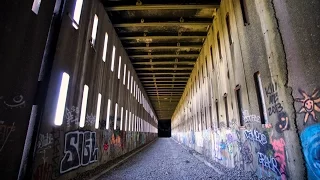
[130,76,133,94]
[123,64,126,85]
[205,57,209,77]
[79,85,89,128]
[54,72,70,126]
[111,46,116,71]
[254,72,267,124]
[224,94,229,128]
[240,0,250,25]
[127,71,130,89]
[125,110,128,131]
[215,100,220,128]
[226,13,232,45]
[91,15,98,46]
[106,99,111,129]
[210,46,214,70]
[217,32,222,60]
[95,93,102,129]
[102,33,108,62]
[72,0,83,28]
[118,56,121,79]
[120,107,123,130]
[32,0,42,14]
[114,103,118,130]
[236,85,244,126]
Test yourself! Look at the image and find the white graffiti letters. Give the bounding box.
[242,110,260,124]
[257,152,281,176]
[60,131,98,174]
[37,133,53,149]
[244,129,267,145]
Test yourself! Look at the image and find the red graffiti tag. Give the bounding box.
[103,143,109,151]
[271,137,286,180]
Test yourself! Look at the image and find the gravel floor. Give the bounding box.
[98,138,219,180]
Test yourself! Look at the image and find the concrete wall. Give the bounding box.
[1,0,158,179]
[0,0,56,179]
[172,0,319,179]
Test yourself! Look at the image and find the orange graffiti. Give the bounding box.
[295,89,320,125]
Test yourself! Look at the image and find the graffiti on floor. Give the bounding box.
[65,106,79,128]
[60,131,98,174]
[244,129,267,145]
[242,110,261,124]
[300,123,320,179]
[37,133,53,150]
[0,122,15,152]
[295,88,320,125]
[275,112,290,133]
[265,83,283,116]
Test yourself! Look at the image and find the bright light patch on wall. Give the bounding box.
[54,72,70,126]
[91,15,99,45]
[120,107,123,130]
[95,93,102,129]
[114,103,118,130]
[118,56,122,79]
[32,0,41,14]
[102,33,108,62]
[79,85,89,128]
[133,81,136,97]
[72,0,84,29]
[130,76,133,94]
[125,110,128,131]
[129,112,132,131]
[106,99,111,129]
[123,64,126,85]
[127,71,130,89]
[111,46,116,71]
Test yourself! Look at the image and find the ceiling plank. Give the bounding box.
[114,22,211,28]
[130,54,198,58]
[120,36,206,40]
[138,72,190,75]
[133,61,195,65]
[125,46,202,50]
[106,4,219,11]
[135,67,193,70]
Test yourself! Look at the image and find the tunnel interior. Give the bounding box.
[0,0,319,179]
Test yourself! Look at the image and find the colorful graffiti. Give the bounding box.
[60,131,98,174]
[295,89,320,125]
[300,123,320,179]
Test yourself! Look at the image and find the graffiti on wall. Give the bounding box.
[0,122,15,152]
[37,133,53,150]
[275,112,290,133]
[295,89,320,125]
[244,129,267,145]
[60,131,98,174]
[85,114,96,126]
[265,83,283,116]
[33,162,52,180]
[0,95,26,110]
[300,123,320,179]
[242,110,261,124]
[65,106,79,128]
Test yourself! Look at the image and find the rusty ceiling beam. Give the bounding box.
[125,46,202,50]
[113,22,211,28]
[135,67,193,70]
[142,80,188,83]
[138,72,190,75]
[145,87,185,89]
[120,36,206,40]
[106,4,219,11]
[130,54,199,58]
[144,84,186,86]
[133,61,195,65]
[139,76,189,79]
